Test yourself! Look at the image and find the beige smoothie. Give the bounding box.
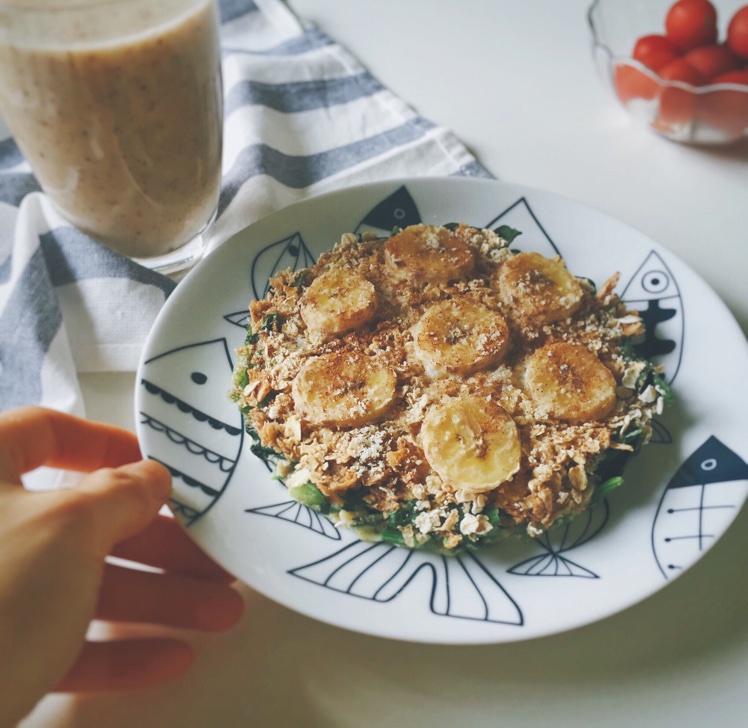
[0,0,223,259]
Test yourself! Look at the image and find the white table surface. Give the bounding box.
[22,1,747,726]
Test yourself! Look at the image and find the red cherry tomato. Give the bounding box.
[665,0,718,51]
[684,44,741,80]
[727,6,748,60]
[712,69,748,84]
[633,34,679,70]
[697,69,748,133]
[656,58,706,125]
[614,63,661,104]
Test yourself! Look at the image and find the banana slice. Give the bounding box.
[412,298,510,377]
[421,395,521,494]
[496,251,583,324]
[292,350,396,427]
[300,268,377,341]
[384,224,474,284]
[524,342,617,422]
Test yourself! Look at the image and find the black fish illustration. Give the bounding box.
[246,500,341,540]
[354,185,422,237]
[621,250,684,384]
[250,231,316,300]
[483,197,562,258]
[139,338,243,525]
[224,309,251,330]
[508,500,609,578]
[649,419,674,445]
[289,540,523,625]
[652,436,748,579]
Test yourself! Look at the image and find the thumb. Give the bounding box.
[70,459,172,552]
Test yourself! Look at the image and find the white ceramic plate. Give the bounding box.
[135,177,748,644]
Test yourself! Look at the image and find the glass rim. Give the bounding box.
[0,0,208,12]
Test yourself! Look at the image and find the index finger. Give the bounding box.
[0,407,143,483]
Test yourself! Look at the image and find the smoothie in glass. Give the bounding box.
[0,0,223,264]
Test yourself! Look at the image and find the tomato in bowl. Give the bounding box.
[589,0,748,144]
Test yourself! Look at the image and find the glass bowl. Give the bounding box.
[588,0,748,145]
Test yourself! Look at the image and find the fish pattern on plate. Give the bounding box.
[289,540,524,626]
[508,500,610,578]
[652,436,748,579]
[621,250,684,385]
[139,338,244,525]
[354,185,422,237]
[483,197,562,258]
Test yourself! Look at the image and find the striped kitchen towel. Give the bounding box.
[0,0,491,417]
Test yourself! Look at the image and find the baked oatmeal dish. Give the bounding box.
[230,223,670,554]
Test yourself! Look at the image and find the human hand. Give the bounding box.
[0,407,244,726]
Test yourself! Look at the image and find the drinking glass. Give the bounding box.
[0,0,224,273]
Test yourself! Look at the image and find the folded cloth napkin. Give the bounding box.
[0,0,491,419]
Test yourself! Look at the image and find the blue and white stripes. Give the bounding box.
[0,0,490,414]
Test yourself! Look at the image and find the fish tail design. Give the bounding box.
[246,500,341,540]
[289,542,523,625]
